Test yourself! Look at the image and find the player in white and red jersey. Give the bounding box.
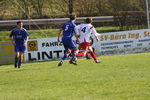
[75,17,100,63]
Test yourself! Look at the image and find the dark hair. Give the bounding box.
[17,21,22,25]
[85,17,93,24]
[69,14,76,20]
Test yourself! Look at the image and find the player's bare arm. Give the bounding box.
[24,37,29,46]
[95,35,99,41]
[75,34,80,44]
[10,36,15,45]
[57,29,63,42]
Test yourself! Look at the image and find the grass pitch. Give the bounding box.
[0,53,150,100]
[0,26,120,41]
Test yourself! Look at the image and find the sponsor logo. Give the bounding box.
[27,41,38,51]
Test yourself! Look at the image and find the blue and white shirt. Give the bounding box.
[9,28,29,46]
[61,21,76,41]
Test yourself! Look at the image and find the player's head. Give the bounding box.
[85,17,93,24]
[17,21,23,29]
[69,14,76,21]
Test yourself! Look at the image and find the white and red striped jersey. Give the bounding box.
[75,24,98,43]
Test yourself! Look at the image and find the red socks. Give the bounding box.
[89,51,97,60]
[76,51,97,61]
[76,52,85,57]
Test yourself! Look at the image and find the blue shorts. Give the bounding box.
[62,38,76,51]
[14,45,26,53]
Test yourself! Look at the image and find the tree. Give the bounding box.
[95,0,113,16]
[0,0,146,20]
[0,0,10,19]
[20,0,31,19]
[10,0,31,19]
[64,0,74,14]
[75,0,96,16]
[51,0,75,16]
[30,0,47,18]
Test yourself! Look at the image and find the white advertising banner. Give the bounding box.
[24,29,150,62]
[24,37,77,62]
[93,29,150,56]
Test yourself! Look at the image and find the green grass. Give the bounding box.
[0,26,119,41]
[0,29,60,41]
[96,26,120,33]
[0,52,150,100]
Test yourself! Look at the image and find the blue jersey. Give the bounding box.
[61,21,76,50]
[9,28,29,46]
[61,21,76,40]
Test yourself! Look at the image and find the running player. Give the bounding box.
[10,21,29,68]
[75,17,100,63]
[57,14,78,66]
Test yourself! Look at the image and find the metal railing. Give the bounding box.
[0,16,114,26]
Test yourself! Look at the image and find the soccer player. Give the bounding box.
[57,14,78,66]
[75,17,100,63]
[10,21,29,68]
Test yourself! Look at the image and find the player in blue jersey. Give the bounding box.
[57,14,78,66]
[10,21,29,68]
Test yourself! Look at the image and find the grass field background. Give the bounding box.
[0,26,120,41]
[0,52,150,100]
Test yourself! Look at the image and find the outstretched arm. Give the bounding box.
[24,37,28,46]
[95,35,99,41]
[57,29,63,42]
[9,31,15,45]
[74,25,80,44]
[75,34,80,44]
[91,27,99,41]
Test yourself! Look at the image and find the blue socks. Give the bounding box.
[62,53,69,60]
[18,59,22,68]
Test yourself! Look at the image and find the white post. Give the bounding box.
[146,0,150,29]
